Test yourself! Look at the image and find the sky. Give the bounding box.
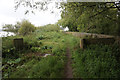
[0,0,62,29]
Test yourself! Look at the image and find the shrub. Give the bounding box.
[37,24,60,32]
[37,35,45,40]
[31,47,41,52]
[18,19,35,36]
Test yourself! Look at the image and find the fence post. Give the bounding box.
[80,39,84,49]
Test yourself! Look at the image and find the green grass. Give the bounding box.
[2,25,120,78]
[72,44,120,78]
[2,25,79,78]
[4,56,64,78]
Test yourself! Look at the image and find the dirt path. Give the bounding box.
[64,47,73,78]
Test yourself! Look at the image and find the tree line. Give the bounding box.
[5,1,120,36]
[57,2,120,36]
[2,19,36,36]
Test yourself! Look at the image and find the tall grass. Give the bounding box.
[3,24,119,78]
[2,24,78,78]
[72,44,120,78]
[6,56,65,78]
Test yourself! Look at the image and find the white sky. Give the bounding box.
[0,0,62,29]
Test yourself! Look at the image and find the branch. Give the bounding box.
[105,16,117,22]
[89,4,115,18]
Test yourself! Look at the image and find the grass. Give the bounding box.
[5,56,65,78]
[72,44,120,78]
[2,25,79,78]
[2,24,120,78]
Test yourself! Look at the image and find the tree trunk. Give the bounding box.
[118,11,120,36]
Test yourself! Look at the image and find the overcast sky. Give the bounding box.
[0,0,62,29]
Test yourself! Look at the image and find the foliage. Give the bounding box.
[14,0,61,14]
[37,24,60,32]
[2,22,21,33]
[2,23,120,78]
[2,24,14,31]
[14,1,120,35]
[30,47,41,52]
[2,24,76,78]
[72,44,120,78]
[14,21,21,33]
[2,24,16,33]
[7,58,21,64]
[37,35,45,40]
[18,19,36,36]
[3,56,64,78]
[58,2,119,35]
[2,36,21,58]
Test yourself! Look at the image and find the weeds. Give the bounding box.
[2,25,71,78]
[72,44,120,78]
[3,24,120,78]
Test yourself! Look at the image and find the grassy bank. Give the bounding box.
[72,44,120,78]
[2,25,79,78]
[2,25,120,78]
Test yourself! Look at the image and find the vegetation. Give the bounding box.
[2,19,35,36]
[1,1,120,79]
[14,1,120,35]
[72,44,120,78]
[58,2,120,36]
[2,22,21,33]
[2,24,79,78]
[2,24,16,33]
[2,23,120,78]
[18,19,36,36]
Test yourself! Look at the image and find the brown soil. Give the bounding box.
[64,47,73,78]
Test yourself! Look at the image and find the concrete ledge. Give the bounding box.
[13,38,23,50]
[65,32,120,49]
[84,38,115,45]
[65,32,114,38]
[80,38,115,49]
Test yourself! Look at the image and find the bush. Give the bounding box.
[18,19,35,36]
[37,24,60,32]
[31,47,41,52]
[37,35,45,40]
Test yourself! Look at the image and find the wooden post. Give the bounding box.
[13,38,23,50]
[80,39,84,49]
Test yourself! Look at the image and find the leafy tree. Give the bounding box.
[2,22,21,33]
[14,0,62,14]
[18,19,35,36]
[58,2,120,35]
[2,24,14,32]
[14,22,21,31]
[15,0,120,35]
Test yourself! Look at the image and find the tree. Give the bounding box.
[14,0,63,14]
[15,0,120,35]
[15,22,21,30]
[13,21,21,33]
[58,2,120,35]
[18,19,35,36]
[2,24,14,32]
